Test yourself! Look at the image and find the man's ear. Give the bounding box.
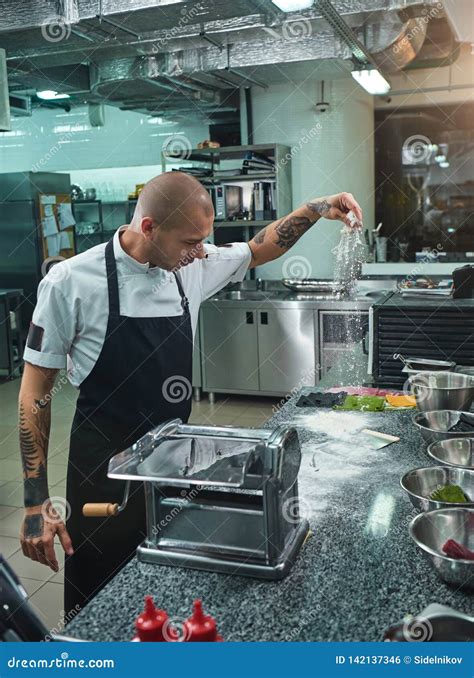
[141,216,154,236]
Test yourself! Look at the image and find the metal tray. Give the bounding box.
[282,278,347,294]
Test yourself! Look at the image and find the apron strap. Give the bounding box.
[105,238,121,319]
[173,271,190,314]
[105,236,189,317]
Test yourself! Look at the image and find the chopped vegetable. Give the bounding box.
[334,395,385,412]
[430,485,469,503]
[442,539,474,561]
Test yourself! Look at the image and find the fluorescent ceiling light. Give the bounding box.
[37,90,71,100]
[271,0,314,11]
[351,68,390,95]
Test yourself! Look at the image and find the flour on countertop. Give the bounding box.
[291,410,391,522]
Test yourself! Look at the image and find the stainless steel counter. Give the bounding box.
[199,282,388,398]
[203,280,384,310]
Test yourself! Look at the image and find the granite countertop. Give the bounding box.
[67,390,473,641]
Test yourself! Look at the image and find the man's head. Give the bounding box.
[129,172,214,270]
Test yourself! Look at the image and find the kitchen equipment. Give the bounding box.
[400,466,474,511]
[413,410,474,444]
[84,187,96,200]
[207,184,243,220]
[71,184,84,201]
[452,265,474,299]
[83,419,309,579]
[409,508,474,589]
[0,555,82,641]
[427,438,474,469]
[384,603,474,642]
[456,366,474,377]
[400,288,452,299]
[319,309,369,385]
[393,353,414,369]
[0,171,72,332]
[409,371,474,412]
[398,356,456,377]
[282,278,347,294]
[370,293,474,388]
[375,236,387,263]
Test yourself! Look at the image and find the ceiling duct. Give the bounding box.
[369,17,428,72]
[89,56,225,121]
[0,0,457,122]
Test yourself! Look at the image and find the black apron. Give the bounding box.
[64,237,192,616]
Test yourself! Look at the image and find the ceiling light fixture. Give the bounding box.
[351,68,391,95]
[271,0,314,11]
[37,90,71,101]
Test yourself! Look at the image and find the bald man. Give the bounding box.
[18,172,362,615]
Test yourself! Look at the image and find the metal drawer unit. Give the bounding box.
[372,293,474,387]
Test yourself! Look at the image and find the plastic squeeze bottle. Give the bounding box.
[183,600,223,642]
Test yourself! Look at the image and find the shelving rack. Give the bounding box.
[161,143,292,246]
[72,199,138,252]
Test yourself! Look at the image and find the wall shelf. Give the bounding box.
[162,143,292,281]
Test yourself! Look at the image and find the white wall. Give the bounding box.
[251,71,375,279]
[0,104,209,198]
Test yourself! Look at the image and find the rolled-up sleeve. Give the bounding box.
[23,276,75,369]
[199,242,252,301]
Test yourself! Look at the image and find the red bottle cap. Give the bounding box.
[184,600,223,642]
[135,595,169,642]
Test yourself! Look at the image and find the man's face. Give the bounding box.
[146,215,213,270]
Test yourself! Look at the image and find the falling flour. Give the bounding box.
[327,211,369,386]
[332,211,367,288]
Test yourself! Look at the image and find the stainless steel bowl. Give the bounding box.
[409,371,474,412]
[427,438,474,469]
[409,508,474,589]
[400,466,474,511]
[413,410,474,444]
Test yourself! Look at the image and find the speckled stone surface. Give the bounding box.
[67,390,473,641]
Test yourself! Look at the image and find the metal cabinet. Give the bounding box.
[257,308,315,393]
[201,305,315,395]
[201,306,259,392]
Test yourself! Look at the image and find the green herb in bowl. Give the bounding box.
[430,484,470,503]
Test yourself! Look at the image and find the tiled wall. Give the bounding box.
[0,104,209,197]
[251,75,375,279]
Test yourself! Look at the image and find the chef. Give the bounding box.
[18,171,362,616]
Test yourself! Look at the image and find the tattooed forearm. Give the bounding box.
[253,227,266,245]
[24,462,48,507]
[274,215,312,249]
[19,401,50,508]
[23,513,44,539]
[306,199,331,217]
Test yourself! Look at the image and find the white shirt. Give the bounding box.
[24,226,251,387]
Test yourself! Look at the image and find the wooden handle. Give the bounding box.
[82,502,119,517]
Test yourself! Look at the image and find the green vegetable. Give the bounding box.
[334,395,385,412]
[430,485,469,503]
